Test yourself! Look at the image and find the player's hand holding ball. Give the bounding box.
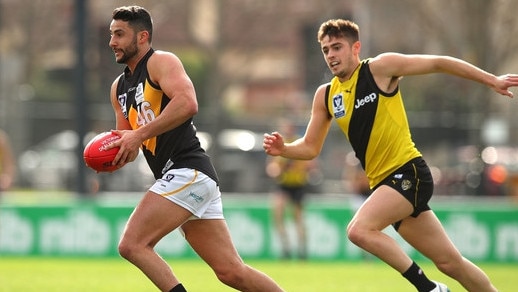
[83,132,121,172]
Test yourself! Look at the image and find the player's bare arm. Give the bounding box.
[370,53,518,97]
[264,84,332,160]
[134,51,198,141]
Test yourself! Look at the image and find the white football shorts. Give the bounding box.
[149,168,224,220]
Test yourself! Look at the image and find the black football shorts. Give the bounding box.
[375,157,434,230]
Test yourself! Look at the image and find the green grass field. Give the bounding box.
[0,257,515,291]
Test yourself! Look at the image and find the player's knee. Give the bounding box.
[434,256,463,277]
[217,273,244,288]
[435,260,456,277]
[213,264,247,288]
[117,239,132,260]
[346,221,368,247]
[117,237,141,260]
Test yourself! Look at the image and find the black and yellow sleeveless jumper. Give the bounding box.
[115,48,218,183]
[325,59,421,188]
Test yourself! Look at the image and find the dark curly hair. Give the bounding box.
[112,6,153,43]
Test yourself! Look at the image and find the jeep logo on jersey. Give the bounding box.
[332,93,345,118]
[355,92,377,109]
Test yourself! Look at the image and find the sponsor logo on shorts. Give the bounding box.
[189,192,204,203]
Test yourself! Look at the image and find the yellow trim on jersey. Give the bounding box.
[127,79,162,155]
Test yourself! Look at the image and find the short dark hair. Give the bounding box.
[317,19,359,44]
[112,6,153,43]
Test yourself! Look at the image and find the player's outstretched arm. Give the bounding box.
[264,84,332,160]
[370,53,518,98]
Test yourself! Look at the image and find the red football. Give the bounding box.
[83,132,120,172]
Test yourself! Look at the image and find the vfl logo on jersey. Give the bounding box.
[332,93,346,118]
[118,93,128,118]
[355,92,377,109]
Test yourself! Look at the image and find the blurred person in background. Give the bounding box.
[265,120,316,260]
[0,128,16,193]
[105,6,284,292]
[264,18,518,292]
